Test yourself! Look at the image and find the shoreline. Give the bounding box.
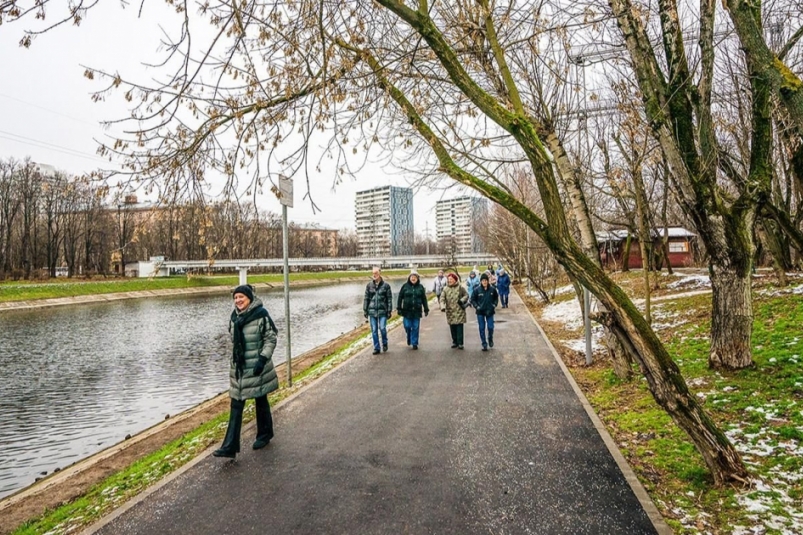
[0,276,370,312]
[0,272,430,312]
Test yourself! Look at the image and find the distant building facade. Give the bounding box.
[436,196,488,254]
[355,186,414,256]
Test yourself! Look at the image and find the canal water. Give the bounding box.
[0,279,418,499]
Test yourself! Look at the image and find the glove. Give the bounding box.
[253,356,267,376]
[424,310,429,317]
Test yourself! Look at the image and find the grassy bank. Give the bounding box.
[0,268,450,303]
[527,271,803,534]
[9,321,387,535]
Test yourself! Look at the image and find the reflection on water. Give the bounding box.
[0,279,411,499]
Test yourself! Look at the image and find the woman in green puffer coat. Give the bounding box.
[214,284,279,459]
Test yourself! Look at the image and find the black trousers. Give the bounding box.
[449,324,464,345]
[220,394,274,453]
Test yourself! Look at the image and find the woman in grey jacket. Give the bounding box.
[214,284,279,459]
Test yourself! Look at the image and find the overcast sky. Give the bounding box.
[0,2,476,235]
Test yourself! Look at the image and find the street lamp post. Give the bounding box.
[570,53,594,366]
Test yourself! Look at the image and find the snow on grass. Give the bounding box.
[756,283,803,298]
[554,284,575,295]
[723,419,803,534]
[542,297,584,330]
[541,297,607,353]
[667,273,711,290]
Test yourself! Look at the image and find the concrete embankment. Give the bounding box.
[0,321,378,535]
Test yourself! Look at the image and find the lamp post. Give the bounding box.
[570,53,594,366]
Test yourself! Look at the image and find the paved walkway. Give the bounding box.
[86,291,666,535]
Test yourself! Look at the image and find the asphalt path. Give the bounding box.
[87,290,665,535]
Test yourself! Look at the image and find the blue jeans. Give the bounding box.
[369,316,388,350]
[477,314,495,347]
[403,317,420,346]
[500,292,509,307]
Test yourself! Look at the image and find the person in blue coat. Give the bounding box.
[496,268,511,308]
[470,272,499,351]
[465,270,480,303]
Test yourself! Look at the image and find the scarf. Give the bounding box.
[231,304,269,379]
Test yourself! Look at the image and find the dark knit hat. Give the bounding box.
[447,272,459,282]
[480,272,489,281]
[232,284,254,302]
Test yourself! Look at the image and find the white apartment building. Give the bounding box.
[436,196,488,254]
[355,186,414,257]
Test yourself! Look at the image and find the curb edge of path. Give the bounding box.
[80,318,404,535]
[518,288,673,535]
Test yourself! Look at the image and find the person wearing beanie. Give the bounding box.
[397,270,429,349]
[214,285,279,459]
[471,271,499,351]
[441,271,469,349]
[364,267,393,354]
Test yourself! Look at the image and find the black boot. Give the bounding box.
[253,395,274,450]
[489,329,494,348]
[214,398,245,458]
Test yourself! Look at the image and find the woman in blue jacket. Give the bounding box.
[496,268,511,308]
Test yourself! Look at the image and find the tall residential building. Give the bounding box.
[355,186,414,256]
[436,196,488,254]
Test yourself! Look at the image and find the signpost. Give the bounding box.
[279,176,293,386]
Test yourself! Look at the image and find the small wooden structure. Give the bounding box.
[597,227,696,270]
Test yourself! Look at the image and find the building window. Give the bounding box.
[668,241,688,253]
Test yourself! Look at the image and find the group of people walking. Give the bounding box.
[214,265,511,460]
[365,265,511,353]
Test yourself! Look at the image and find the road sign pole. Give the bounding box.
[279,176,293,387]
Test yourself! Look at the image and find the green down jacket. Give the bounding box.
[228,297,279,400]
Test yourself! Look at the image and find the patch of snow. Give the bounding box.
[561,336,603,354]
[554,284,575,295]
[757,283,803,298]
[667,274,711,290]
[542,298,584,330]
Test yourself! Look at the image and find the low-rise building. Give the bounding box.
[597,227,697,269]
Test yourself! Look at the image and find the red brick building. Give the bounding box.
[597,227,696,270]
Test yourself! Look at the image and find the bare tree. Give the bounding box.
[0,158,22,276]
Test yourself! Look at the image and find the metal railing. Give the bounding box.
[161,253,495,271]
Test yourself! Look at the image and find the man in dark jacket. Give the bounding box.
[470,272,499,351]
[364,267,393,354]
[397,270,429,350]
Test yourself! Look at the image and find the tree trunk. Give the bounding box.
[622,234,632,272]
[562,244,749,486]
[709,265,753,369]
[545,130,634,379]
